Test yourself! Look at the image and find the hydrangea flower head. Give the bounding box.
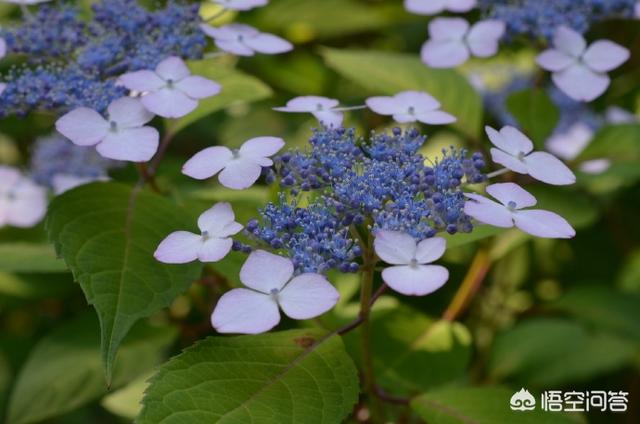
[274,96,343,127]
[536,26,629,102]
[374,231,449,296]
[366,91,456,125]
[118,56,221,118]
[55,97,159,162]
[0,166,47,228]
[182,136,285,190]
[200,23,292,56]
[211,250,339,334]
[210,0,268,11]
[464,182,575,238]
[487,125,575,185]
[421,18,505,68]
[405,0,475,15]
[155,202,243,264]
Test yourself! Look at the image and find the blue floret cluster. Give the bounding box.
[0,0,205,117]
[244,128,486,274]
[479,0,635,40]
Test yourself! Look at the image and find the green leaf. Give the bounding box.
[549,286,640,342]
[138,329,359,424]
[101,372,152,419]
[412,387,580,424]
[172,61,273,134]
[488,318,635,388]
[345,306,471,396]
[0,272,73,301]
[46,182,202,383]
[251,0,406,41]
[577,123,640,161]
[6,314,176,424]
[506,89,559,149]
[526,186,598,228]
[0,243,67,273]
[322,48,483,138]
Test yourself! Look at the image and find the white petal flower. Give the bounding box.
[211,250,339,334]
[487,125,575,185]
[273,96,344,127]
[421,18,505,68]
[0,82,6,96]
[210,0,268,11]
[605,106,638,124]
[182,136,284,190]
[55,97,159,162]
[200,23,292,57]
[579,159,610,175]
[464,182,575,239]
[545,122,593,161]
[536,26,629,102]
[404,0,476,15]
[0,38,6,59]
[0,166,47,228]
[366,90,456,125]
[0,0,53,4]
[374,231,449,296]
[154,202,243,264]
[118,56,221,119]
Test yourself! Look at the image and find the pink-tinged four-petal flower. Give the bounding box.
[421,18,505,68]
[404,0,476,15]
[487,125,575,185]
[118,56,221,118]
[0,166,47,228]
[200,23,292,56]
[536,26,629,102]
[182,136,285,190]
[211,250,340,334]
[55,97,159,162]
[374,231,449,296]
[210,0,268,11]
[366,90,456,125]
[274,96,344,127]
[464,182,575,238]
[154,202,243,264]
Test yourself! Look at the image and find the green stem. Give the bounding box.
[359,241,384,421]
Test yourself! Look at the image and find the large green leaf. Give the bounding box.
[0,243,67,273]
[577,123,640,161]
[46,182,202,382]
[344,305,471,396]
[172,61,273,134]
[322,48,483,138]
[6,314,176,424]
[488,318,635,388]
[412,387,580,424]
[138,329,359,424]
[506,89,559,149]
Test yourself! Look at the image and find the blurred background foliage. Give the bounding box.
[1,0,640,423]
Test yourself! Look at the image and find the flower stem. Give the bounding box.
[204,8,228,22]
[486,168,509,179]
[359,241,384,421]
[332,105,368,112]
[442,248,491,321]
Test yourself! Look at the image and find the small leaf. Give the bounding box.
[322,48,484,138]
[0,243,67,273]
[412,386,580,424]
[172,61,273,134]
[138,329,359,424]
[6,314,176,424]
[506,89,559,149]
[46,182,202,383]
[488,318,635,388]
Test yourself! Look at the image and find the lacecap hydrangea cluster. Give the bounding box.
[479,0,635,40]
[244,128,486,274]
[0,0,205,117]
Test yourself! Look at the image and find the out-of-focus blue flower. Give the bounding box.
[479,0,635,40]
[248,127,486,274]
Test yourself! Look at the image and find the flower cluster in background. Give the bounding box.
[478,0,636,40]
